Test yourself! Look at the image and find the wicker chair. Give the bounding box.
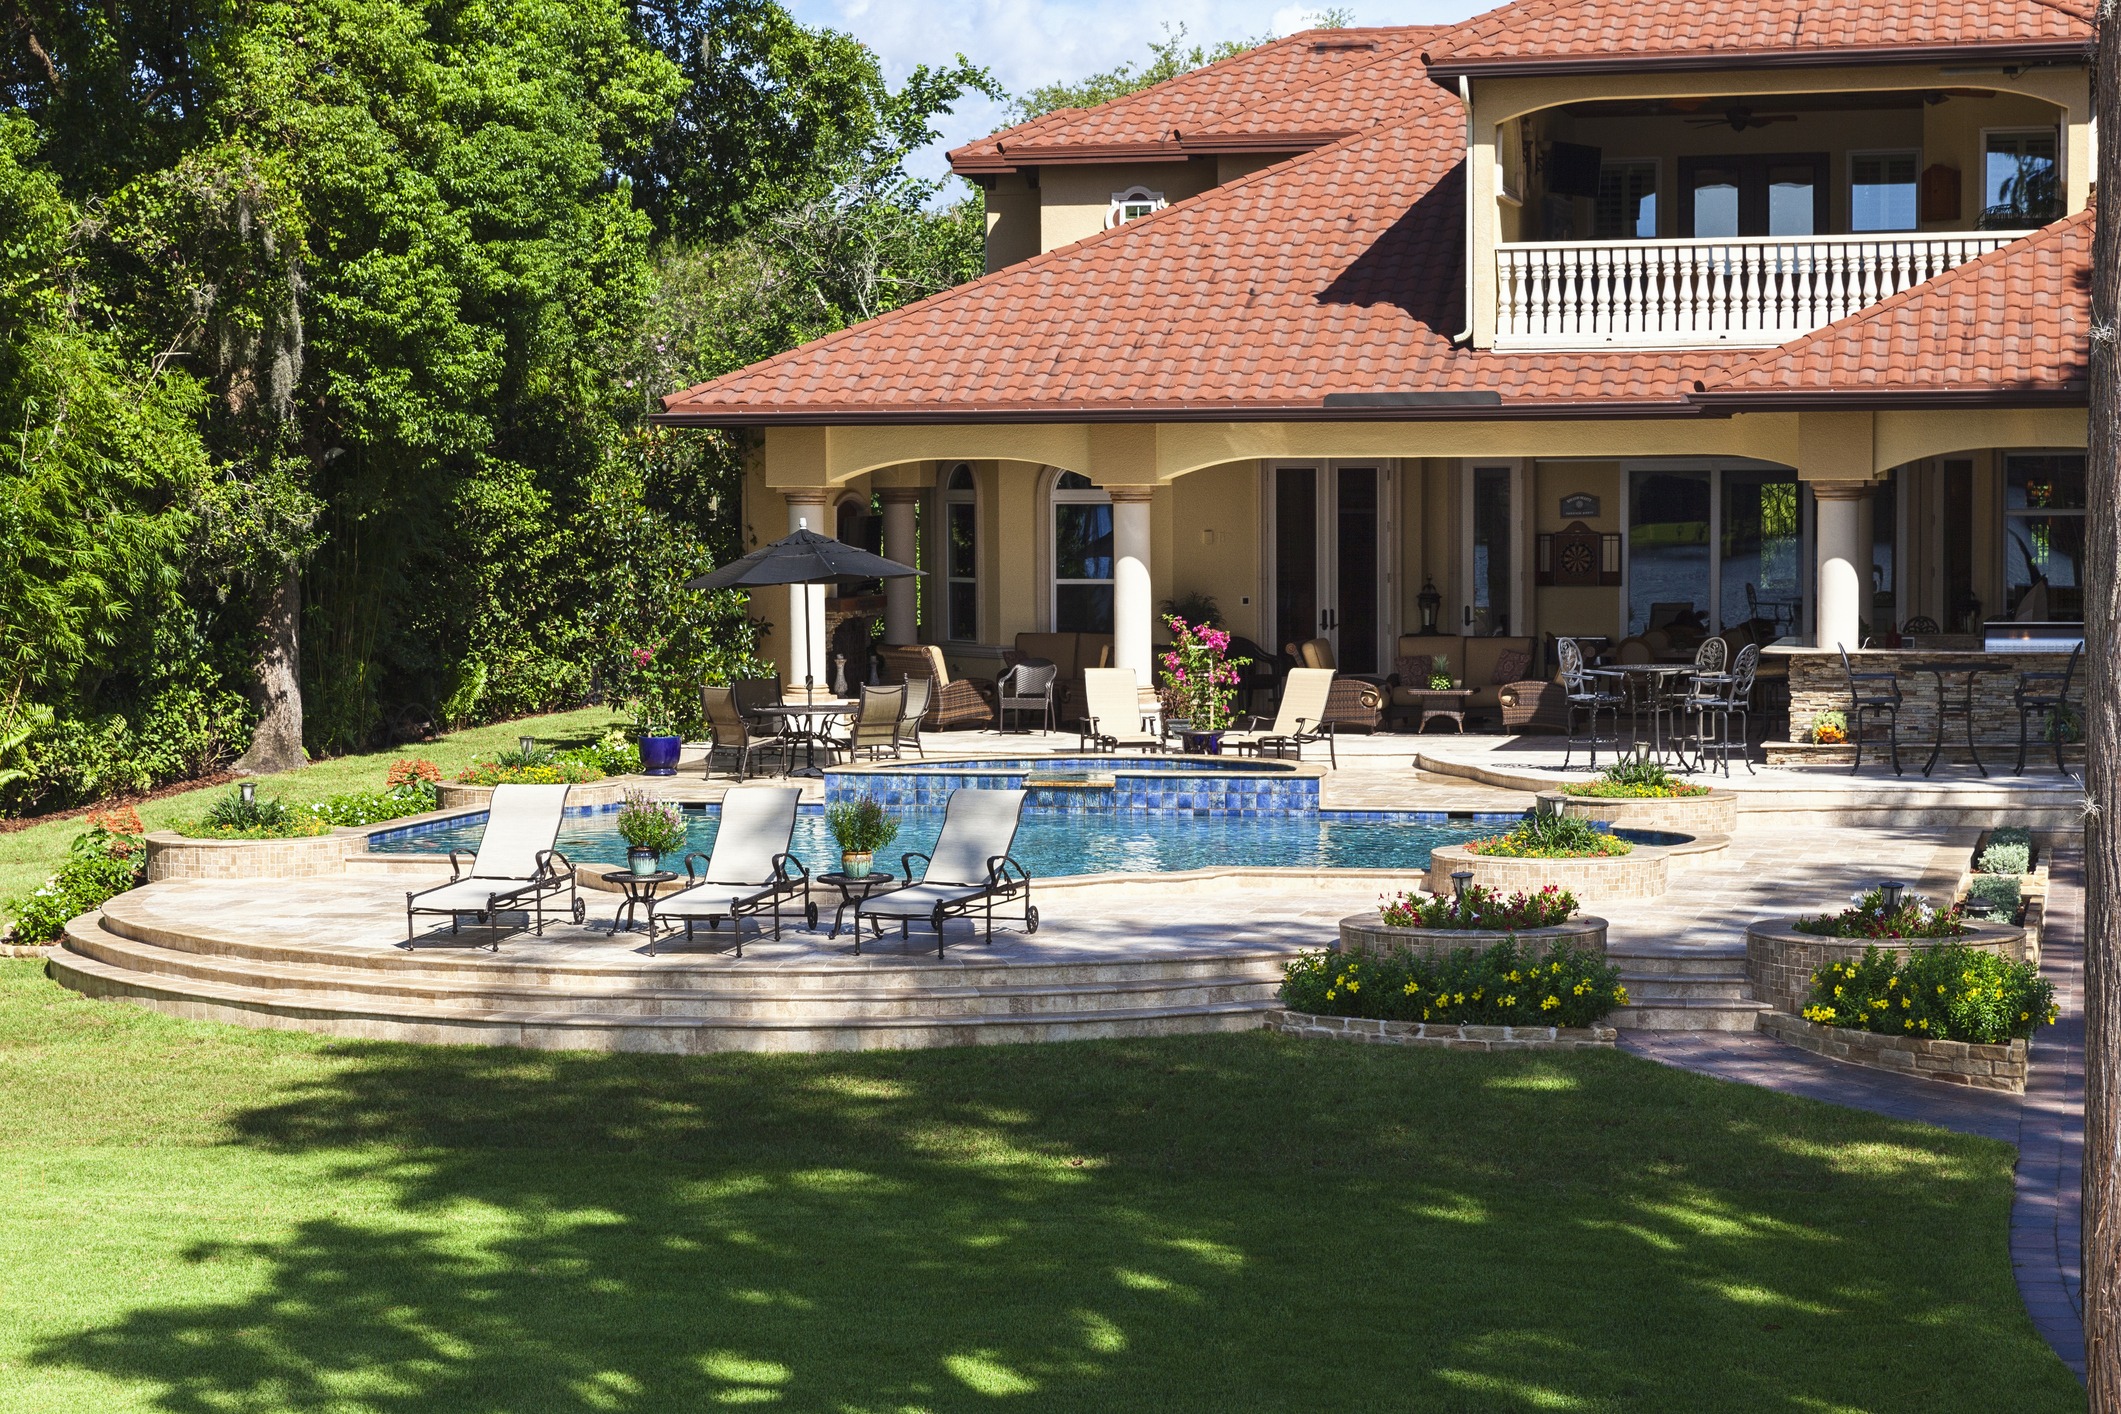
[997,660,1059,733]
[877,644,996,730]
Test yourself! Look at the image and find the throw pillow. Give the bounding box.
[1490,648,1533,684]
[1394,654,1436,685]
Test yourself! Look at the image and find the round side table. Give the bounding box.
[816,871,898,939]
[600,869,677,935]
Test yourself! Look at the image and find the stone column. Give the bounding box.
[785,493,830,697]
[1109,487,1155,683]
[1813,482,1870,653]
[880,489,920,646]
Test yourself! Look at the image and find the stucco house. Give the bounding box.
[655,0,2092,733]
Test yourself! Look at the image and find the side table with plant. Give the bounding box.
[616,791,686,875]
[1426,656,1456,691]
[1158,615,1248,751]
[827,796,898,877]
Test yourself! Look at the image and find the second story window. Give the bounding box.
[1106,186,1166,229]
[1850,151,1919,233]
[1594,161,1657,239]
[1983,130,2061,229]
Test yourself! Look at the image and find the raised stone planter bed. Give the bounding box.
[1537,788,1737,835]
[1268,1009,1617,1050]
[1338,913,1608,961]
[1757,1009,2028,1093]
[1743,917,2027,1018]
[145,828,366,882]
[436,779,629,810]
[1425,833,1718,902]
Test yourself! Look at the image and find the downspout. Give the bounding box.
[1454,75,1475,345]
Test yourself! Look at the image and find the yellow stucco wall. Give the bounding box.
[1036,159,1220,251]
[982,175,1041,273]
[1534,461,1622,640]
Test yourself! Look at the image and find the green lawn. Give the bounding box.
[0,707,628,920]
[0,963,2082,1412]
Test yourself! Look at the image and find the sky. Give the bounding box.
[782,0,1491,185]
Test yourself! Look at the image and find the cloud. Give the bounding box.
[780,0,1486,184]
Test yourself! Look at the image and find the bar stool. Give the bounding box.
[2013,643,2082,779]
[1838,645,1903,776]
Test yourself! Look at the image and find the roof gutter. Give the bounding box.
[1686,385,2088,413]
[648,398,1709,429]
[1422,41,2088,86]
[1454,74,1475,345]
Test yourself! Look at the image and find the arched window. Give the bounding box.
[1106,185,1166,229]
[943,463,978,641]
[1050,470,1113,632]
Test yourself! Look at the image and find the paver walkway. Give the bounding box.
[1626,845,2087,1379]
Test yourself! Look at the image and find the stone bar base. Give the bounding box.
[1757,1010,2028,1093]
[1268,1009,1617,1050]
[1786,648,2085,746]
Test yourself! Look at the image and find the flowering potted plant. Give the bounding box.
[1426,655,1455,690]
[626,646,684,776]
[1158,615,1250,752]
[826,796,898,878]
[615,790,686,875]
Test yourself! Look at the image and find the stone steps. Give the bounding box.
[1607,943,1770,1031]
[50,914,1288,1053]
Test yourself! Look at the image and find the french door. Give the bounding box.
[1269,462,1393,675]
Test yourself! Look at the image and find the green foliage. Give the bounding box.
[1803,943,2056,1043]
[4,820,148,944]
[1468,814,1633,859]
[1426,656,1455,690]
[1560,756,1713,800]
[182,789,331,839]
[826,796,899,854]
[1280,941,1627,1029]
[1794,887,1968,940]
[1379,883,1578,931]
[305,780,442,828]
[615,791,687,855]
[1977,827,2033,875]
[1964,875,2022,921]
[455,760,602,787]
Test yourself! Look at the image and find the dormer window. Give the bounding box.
[1106,186,1166,229]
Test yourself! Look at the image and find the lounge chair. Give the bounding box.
[646,785,814,956]
[1078,667,1160,752]
[403,783,583,950]
[853,788,1036,957]
[1224,667,1339,765]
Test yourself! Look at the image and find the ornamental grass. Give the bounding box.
[1282,940,1626,1029]
[1801,942,2057,1044]
[1556,757,1711,800]
[1465,813,1632,859]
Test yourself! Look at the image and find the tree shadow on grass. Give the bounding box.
[34,1035,2085,1412]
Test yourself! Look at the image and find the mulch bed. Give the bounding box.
[0,771,238,836]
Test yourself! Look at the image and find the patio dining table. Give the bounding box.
[1585,663,1696,766]
[770,697,856,775]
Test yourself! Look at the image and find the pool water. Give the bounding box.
[369,806,1512,879]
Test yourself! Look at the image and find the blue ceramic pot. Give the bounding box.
[640,734,682,776]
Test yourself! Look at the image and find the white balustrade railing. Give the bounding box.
[1494,231,2030,349]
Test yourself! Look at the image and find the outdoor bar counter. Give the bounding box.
[1770,623,2085,757]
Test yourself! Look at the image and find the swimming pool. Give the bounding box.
[367,804,1518,879]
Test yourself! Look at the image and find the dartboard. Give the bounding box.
[1558,539,1595,577]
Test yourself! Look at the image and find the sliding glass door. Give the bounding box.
[1627,465,1804,638]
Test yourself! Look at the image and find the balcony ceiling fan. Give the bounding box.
[1686,105,1800,131]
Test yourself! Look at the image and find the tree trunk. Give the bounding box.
[230,571,306,776]
[2085,9,2121,1404]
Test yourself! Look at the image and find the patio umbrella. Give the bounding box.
[686,525,920,702]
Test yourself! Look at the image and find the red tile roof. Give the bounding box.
[949,27,1440,173]
[1693,210,2090,406]
[665,97,1726,425]
[1422,0,2092,76]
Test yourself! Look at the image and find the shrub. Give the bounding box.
[1466,813,1632,858]
[1801,942,2056,1044]
[1794,886,1967,940]
[1809,710,1848,745]
[307,777,442,827]
[456,759,602,787]
[1558,757,1712,800]
[180,790,333,840]
[1379,883,1578,931]
[564,732,640,777]
[1281,940,1627,1029]
[615,791,687,855]
[827,796,899,854]
[6,812,148,943]
[385,758,443,789]
[1976,826,2032,876]
[1964,875,2022,922]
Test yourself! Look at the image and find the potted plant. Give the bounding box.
[1157,615,1249,753]
[625,646,684,776]
[1426,655,1455,690]
[615,791,686,875]
[1809,710,1849,745]
[827,795,898,878]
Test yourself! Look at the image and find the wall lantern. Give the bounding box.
[1418,578,1442,633]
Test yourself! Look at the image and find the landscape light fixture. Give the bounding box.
[239,781,256,806]
[519,736,537,757]
[1880,881,1906,911]
[1451,869,1474,904]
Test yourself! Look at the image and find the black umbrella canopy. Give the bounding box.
[684,528,921,590]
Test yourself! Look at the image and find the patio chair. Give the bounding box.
[1659,637,1726,749]
[2013,642,2082,779]
[646,785,814,956]
[732,675,786,734]
[1224,667,1339,766]
[1678,643,1759,777]
[834,683,905,762]
[703,684,794,779]
[1078,668,1161,752]
[1838,644,1903,776]
[895,675,931,757]
[853,788,1035,957]
[1557,637,1623,770]
[403,783,583,951]
[997,660,1060,733]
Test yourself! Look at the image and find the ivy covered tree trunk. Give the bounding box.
[2085,5,2121,1403]
[231,570,304,775]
